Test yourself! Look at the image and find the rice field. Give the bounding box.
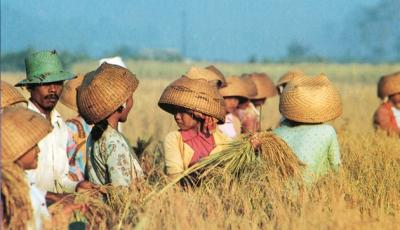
[2,61,400,229]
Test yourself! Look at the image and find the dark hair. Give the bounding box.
[90,105,124,141]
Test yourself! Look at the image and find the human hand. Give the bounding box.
[76,180,99,192]
[250,133,261,150]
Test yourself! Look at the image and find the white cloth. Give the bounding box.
[26,172,50,230]
[218,113,238,138]
[27,101,78,193]
[392,106,400,127]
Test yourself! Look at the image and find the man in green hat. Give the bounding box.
[16,50,96,204]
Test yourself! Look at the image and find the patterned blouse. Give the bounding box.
[274,120,341,183]
[66,116,91,181]
[85,126,143,186]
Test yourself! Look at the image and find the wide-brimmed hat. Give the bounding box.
[1,80,27,109]
[158,76,226,123]
[276,69,304,88]
[219,76,249,103]
[205,65,227,87]
[60,75,84,111]
[77,63,139,124]
[1,107,52,164]
[15,50,75,86]
[241,74,258,99]
[247,72,278,100]
[279,74,342,123]
[377,71,400,99]
[185,67,226,88]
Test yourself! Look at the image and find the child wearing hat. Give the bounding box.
[1,80,28,111]
[60,75,92,181]
[78,63,143,186]
[218,76,248,138]
[373,71,400,136]
[158,76,230,177]
[274,74,342,184]
[1,107,86,229]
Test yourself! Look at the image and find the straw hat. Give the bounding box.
[276,69,304,88]
[279,74,342,123]
[377,71,400,99]
[1,107,52,164]
[77,63,139,124]
[241,74,258,99]
[219,76,249,103]
[15,50,75,86]
[247,73,278,100]
[1,80,27,109]
[185,67,226,88]
[158,76,226,123]
[60,74,84,111]
[205,65,227,87]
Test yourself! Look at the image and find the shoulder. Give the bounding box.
[375,102,393,115]
[213,129,232,143]
[164,131,182,144]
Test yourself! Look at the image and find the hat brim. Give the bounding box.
[15,71,76,86]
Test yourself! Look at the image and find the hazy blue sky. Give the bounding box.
[1,0,381,61]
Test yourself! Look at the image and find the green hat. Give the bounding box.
[15,50,76,86]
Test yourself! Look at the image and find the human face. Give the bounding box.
[173,108,199,131]
[224,97,239,113]
[389,93,400,109]
[28,81,64,113]
[251,98,266,107]
[119,96,134,122]
[15,145,40,170]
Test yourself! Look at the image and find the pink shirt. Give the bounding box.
[180,129,216,166]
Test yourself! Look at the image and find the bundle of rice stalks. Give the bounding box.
[148,131,304,200]
[1,165,33,229]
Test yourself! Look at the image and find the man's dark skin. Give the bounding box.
[27,81,96,205]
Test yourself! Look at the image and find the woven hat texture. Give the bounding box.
[1,80,27,109]
[205,65,227,87]
[158,76,226,123]
[15,50,75,86]
[248,72,278,99]
[185,67,226,88]
[219,76,249,101]
[377,71,400,99]
[60,74,84,111]
[276,69,305,88]
[241,74,258,99]
[279,74,342,123]
[1,107,52,164]
[77,63,139,124]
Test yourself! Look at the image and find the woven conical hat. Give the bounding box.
[205,65,227,87]
[377,71,400,99]
[219,76,249,102]
[279,74,342,123]
[247,72,277,99]
[60,74,84,111]
[276,69,305,88]
[1,107,52,164]
[158,76,226,123]
[185,67,226,88]
[241,74,258,99]
[1,80,27,109]
[77,63,139,124]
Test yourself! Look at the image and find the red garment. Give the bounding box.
[373,102,400,135]
[180,129,216,166]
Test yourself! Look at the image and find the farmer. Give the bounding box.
[78,63,143,186]
[218,76,249,138]
[15,50,95,204]
[237,74,260,133]
[60,74,92,181]
[185,66,227,89]
[373,71,400,136]
[1,107,85,229]
[274,74,342,183]
[276,69,304,95]
[158,76,230,177]
[1,80,28,110]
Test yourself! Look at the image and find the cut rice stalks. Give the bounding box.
[146,131,304,201]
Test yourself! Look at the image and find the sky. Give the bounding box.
[1,0,382,62]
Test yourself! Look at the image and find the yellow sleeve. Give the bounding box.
[210,130,232,154]
[163,131,185,175]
